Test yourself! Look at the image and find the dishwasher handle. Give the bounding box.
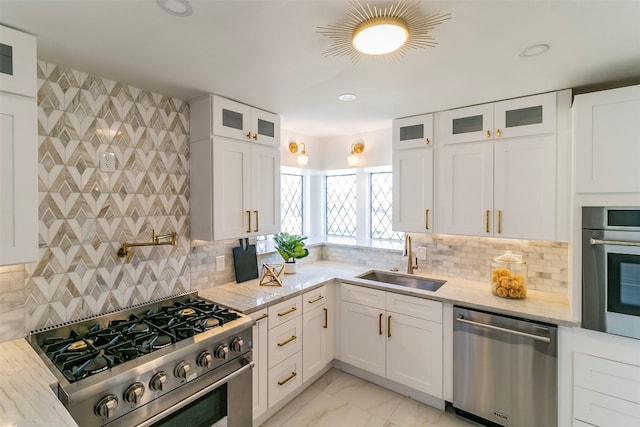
[456,315,551,343]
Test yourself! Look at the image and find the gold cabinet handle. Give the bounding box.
[277,306,297,317]
[246,210,251,233]
[277,371,297,386]
[277,335,297,347]
[485,210,490,233]
[486,130,491,138]
[246,131,252,139]
[425,137,430,145]
[379,313,383,335]
[255,313,268,321]
[323,308,328,329]
[308,295,324,304]
[497,210,502,234]
[425,209,430,230]
[254,210,259,232]
[496,128,501,137]
[387,315,392,338]
[252,133,258,140]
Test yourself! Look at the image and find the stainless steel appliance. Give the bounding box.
[453,306,557,427]
[28,292,254,427]
[582,206,640,340]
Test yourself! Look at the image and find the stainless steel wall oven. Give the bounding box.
[582,207,640,340]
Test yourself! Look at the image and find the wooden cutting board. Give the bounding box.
[232,238,258,283]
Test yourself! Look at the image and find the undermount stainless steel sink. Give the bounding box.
[357,270,446,292]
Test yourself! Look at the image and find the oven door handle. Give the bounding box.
[136,359,255,427]
[590,238,640,247]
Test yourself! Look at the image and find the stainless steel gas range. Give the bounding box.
[28,292,255,427]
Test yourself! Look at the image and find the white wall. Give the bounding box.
[280,127,392,171]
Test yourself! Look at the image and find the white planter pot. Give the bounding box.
[284,262,297,274]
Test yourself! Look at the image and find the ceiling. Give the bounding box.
[1,0,639,136]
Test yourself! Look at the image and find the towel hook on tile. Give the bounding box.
[118,229,177,262]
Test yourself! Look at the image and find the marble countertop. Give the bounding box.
[0,338,77,427]
[200,261,575,326]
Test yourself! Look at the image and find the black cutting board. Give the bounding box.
[232,238,258,283]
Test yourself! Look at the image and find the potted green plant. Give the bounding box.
[273,232,309,274]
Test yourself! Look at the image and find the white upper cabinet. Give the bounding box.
[393,147,433,233]
[392,114,434,149]
[0,25,37,97]
[437,92,556,144]
[436,91,566,241]
[573,85,640,194]
[190,95,280,147]
[0,26,37,266]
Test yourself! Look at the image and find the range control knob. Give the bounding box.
[123,382,145,404]
[150,372,168,391]
[215,344,229,360]
[231,337,244,352]
[197,351,213,368]
[94,394,118,419]
[174,361,191,379]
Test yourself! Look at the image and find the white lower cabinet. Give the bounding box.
[339,283,443,398]
[573,352,640,426]
[250,309,268,420]
[268,351,303,409]
[302,285,334,381]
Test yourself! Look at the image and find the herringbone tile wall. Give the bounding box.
[24,61,190,331]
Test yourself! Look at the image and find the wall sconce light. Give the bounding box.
[289,140,309,166]
[348,142,365,167]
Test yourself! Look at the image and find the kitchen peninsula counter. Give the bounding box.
[199,261,575,326]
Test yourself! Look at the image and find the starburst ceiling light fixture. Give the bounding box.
[318,0,451,61]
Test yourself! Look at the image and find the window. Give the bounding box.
[326,174,357,236]
[370,171,403,240]
[281,173,303,235]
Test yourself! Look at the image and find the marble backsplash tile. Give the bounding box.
[20,60,190,333]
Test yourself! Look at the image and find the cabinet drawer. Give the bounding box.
[303,285,327,313]
[385,293,442,322]
[268,351,303,409]
[574,353,640,405]
[268,316,302,369]
[574,386,640,427]
[341,283,385,309]
[268,295,302,329]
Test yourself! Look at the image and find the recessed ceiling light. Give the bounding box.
[339,93,357,101]
[157,0,192,17]
[520,44,550,58]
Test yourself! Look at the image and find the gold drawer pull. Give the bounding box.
[323,308,328,329]
[246,210,251,233]
[485,210,490,233]
[277,335,297,347]
[277,306,297,317]
[425,137,430,145]
[425,209,430,230]
[254,210,259,232]
[255,313,268,321]
[387,315,392,338]
[497,210,502,234]
[486,130,491,138]
[379,313,383,335]
[496,128,501,137]
[246,132,252,139]
[308,295,324,304]
[277,371,297,386]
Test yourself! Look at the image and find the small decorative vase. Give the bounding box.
[284,261,297,274]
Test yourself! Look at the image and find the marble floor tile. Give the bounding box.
[261,368,475,427]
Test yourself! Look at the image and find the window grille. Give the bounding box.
[281,173,303,235]
[370,172,404,240]
[326,174,357,236]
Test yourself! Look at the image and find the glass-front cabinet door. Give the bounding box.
[213,95,252,141]
[494,92,556,139]
[251,108,280,147]
[437,103,494,144]
[393,114,433,149]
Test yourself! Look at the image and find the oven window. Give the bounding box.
[151,383,227,427]
[608,253,640,316]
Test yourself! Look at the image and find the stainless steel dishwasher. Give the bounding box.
[453,306,557,427]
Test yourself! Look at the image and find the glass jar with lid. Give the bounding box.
[490,250,527,299]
